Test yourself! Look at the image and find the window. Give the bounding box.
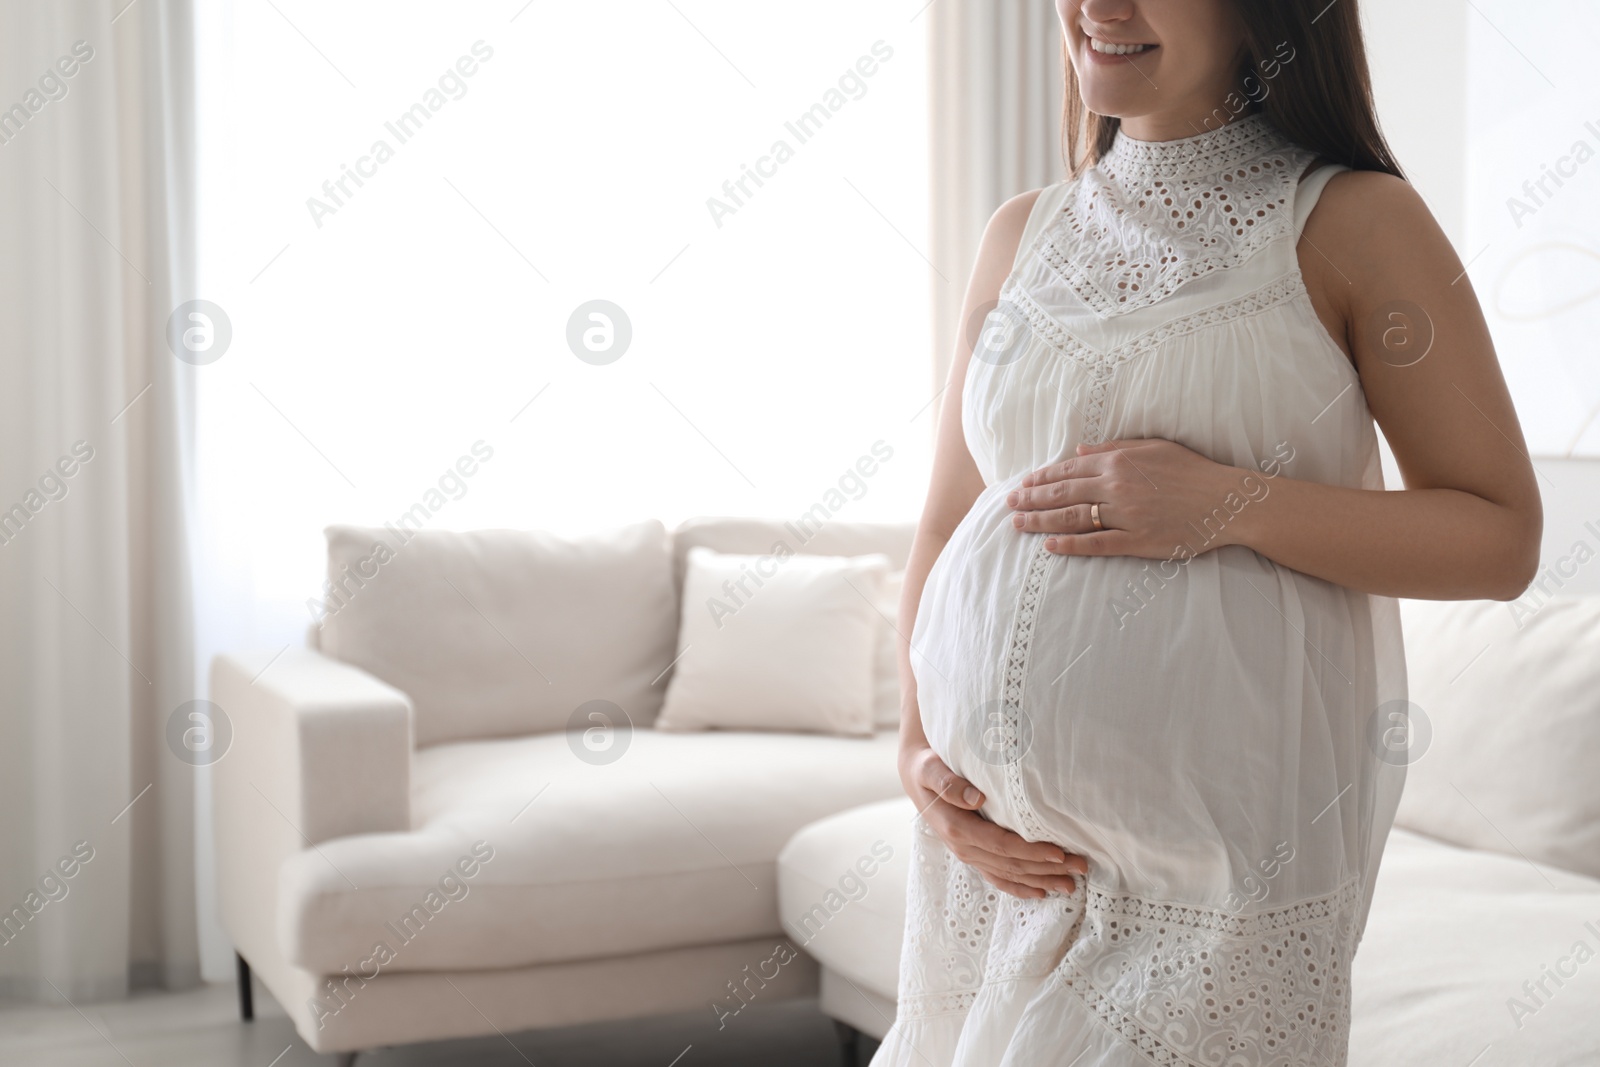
[193,1,934,650]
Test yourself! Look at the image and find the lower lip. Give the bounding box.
[1084,42,1157,65]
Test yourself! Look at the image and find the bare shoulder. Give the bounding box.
[1299,169,1461,320]
[1311,168,1427,221]
[964,186,1050,295]
[1303,169,1446,271]
[941,186,1055,391]
[982,187,1048,258]
[991,186,1048,231]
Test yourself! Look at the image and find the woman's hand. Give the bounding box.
[899,743,1086,899]
[1007,438,1253,558]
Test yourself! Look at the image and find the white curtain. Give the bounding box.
[927,0,1064,389]
[0,0,200,1002]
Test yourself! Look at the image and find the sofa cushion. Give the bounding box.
[777,798,915,999]
[1349,829,1600,1066]
[657,547,888,737]
[1396,595,1600,880]
[277,727,902,974]
[317,521,677,746]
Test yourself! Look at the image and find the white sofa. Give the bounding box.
[778,594,1600,1065]
[214,507,1600,1065]
[211,516,916,1062]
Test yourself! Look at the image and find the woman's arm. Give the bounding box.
[1229,170,1542,600]
[898,187,1086,899]
[1009,171,1542,602]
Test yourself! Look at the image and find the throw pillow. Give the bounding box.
[1395,594,1600,880]
[657,547,888,736]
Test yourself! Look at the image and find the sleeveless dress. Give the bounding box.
[872,115,1409,1067]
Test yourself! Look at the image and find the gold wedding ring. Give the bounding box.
[1090,502,1104,531]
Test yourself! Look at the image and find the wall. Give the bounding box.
[1362,0,1469,245]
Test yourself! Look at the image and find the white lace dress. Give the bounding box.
[873,115,1408,1067]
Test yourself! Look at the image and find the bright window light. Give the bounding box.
[194,1,935,652]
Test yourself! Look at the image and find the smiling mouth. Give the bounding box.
[1088,37,1156,56]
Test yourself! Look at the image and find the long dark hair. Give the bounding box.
[1061,0,1405,179]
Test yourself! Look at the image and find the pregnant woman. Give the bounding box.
[877,1,1541,1064]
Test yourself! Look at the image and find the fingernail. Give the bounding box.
[1045,538,1058,551]
[1006,491,1018,507]
[963,787,981,805]
[1011,513,1024,529]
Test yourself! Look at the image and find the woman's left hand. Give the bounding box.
[1007,438,1249,558]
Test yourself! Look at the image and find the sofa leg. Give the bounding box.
[235,952,253,1022]
[335,1054,359,1067]
[832,1019,860,1067]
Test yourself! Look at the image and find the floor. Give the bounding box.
[0,979,884,1066]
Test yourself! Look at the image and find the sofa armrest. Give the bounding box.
[213,647,414,843]
[211,647,413,965]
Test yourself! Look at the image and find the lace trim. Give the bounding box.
[1085,873,1362,939]
[1055,878,1361,1067]
[1000,540,1057,844]
[1002,271,1301,364]
[1041,115,1313,318]
[895,817,1087,1022]
[895,844,1364,1066]
[893,818,1000,1020]
[984,888,1083,985]
[897,989,979,1019]
[1098,114,1285,183]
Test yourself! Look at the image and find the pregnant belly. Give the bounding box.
[912,477,1366,893]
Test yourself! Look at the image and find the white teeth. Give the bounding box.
[1090,38,1152,55]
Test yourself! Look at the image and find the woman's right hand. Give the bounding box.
[899,742,1087,899]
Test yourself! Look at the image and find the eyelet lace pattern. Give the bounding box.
[896,817,1081,1021]
[1042,114,1315,319]
[898,813,1361,1067]
[1055,879,1361,1067]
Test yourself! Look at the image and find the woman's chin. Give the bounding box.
[1077,91,1146,123]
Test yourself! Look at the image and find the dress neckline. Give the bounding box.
[1099,113,1289,181]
